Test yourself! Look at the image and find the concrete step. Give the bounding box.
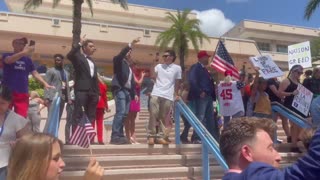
[63,152,300,171]
[63,144,203,156]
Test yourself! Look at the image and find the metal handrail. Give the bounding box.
[271,102,312,129]
[174,99,228,179]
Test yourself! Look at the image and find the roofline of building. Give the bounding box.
[0,11,164,32]
[243,19,320,31]
[224,19,320,37]
[127,2,197,15]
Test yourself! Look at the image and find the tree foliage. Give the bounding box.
[156,9,209,72]
[304,0,320,20]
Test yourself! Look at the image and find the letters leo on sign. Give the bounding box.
[249,55,284,79]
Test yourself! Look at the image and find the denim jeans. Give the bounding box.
[111,89,131,140]
[223,111,244,128]
[191,96,219,141]
[0,166,7,180]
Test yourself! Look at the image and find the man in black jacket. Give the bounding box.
[110,38,139,144]
[67,36,99,129]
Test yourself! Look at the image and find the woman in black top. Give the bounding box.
[266,78,290,142]
[279,65,304,152]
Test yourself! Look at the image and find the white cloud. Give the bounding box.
[193,9,235,37]
[226,0,249,3]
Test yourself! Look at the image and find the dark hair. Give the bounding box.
[219,117,276,167]
[258,77,267,84]
[288,64,303,77]
[0,85,12,102]
[305,70,313,77]
[165,50,176,62]
[312,67,320,78]
[82,40,94,51]
[53,54,64,60]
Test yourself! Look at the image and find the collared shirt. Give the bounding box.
[85,55,94,77]
[124,60,132,89]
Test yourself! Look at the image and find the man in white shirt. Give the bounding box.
[148,50,182,145]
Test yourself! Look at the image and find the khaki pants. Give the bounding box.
[148,96,173,137]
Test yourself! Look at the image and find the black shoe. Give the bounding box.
[180,137,190,144]
[110,138,129,145]
[291,147,302,153]
[192,140,202,144]
[98,142,105,145]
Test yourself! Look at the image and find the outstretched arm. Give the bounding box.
[31,70,55,90]
[4,45,34,64]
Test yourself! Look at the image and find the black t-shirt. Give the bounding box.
[266,78,281,103]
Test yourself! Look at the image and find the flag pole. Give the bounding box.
[87,136,93,156]
[82,106,93,156]
[210,37,223,76]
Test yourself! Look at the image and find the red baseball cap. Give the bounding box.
[197,51,210,59]
[224,70,232,76]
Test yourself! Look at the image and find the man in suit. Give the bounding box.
[110,38,139,144]
[44,54,71,122]
[188,51,218,143]
[67,37,99,128]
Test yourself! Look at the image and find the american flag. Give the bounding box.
[69,113,96,148]
[211,40,240,80]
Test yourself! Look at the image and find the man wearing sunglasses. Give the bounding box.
[147,50,182,145]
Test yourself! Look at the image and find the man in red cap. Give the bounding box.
[2,37,53,118]
[186,50,218,144]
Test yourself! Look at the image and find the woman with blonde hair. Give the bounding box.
[7,133,104,180]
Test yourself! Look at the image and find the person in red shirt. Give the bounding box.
[92,75,109,145]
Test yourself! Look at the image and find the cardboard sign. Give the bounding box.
[288,41,312,69]
[250,55,284,79]
[292,84,313,116]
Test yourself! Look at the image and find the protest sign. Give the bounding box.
[249,55,284,79]
[288,41,312,69]
[292,84,313,116]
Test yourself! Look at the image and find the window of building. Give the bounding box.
[257,42,271,51]
[276,44,288,53]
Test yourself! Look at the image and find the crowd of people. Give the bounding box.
[1,34,320,180]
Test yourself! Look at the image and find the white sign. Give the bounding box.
[249,55,284,79]
[292,84,313,116]
[288,41,312,69]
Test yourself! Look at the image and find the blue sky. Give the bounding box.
[128,0,320,28]
[1,0,319,36]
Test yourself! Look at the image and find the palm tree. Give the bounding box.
[304,0,320,20]
[24,0,128,44]
[156,9,209,72]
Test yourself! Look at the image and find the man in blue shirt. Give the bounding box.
[188,51,217,143]
[221,117,320,180]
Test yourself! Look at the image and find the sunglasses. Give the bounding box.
[295,71,303,75]
[162,54,171,58]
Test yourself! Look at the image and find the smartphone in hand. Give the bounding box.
[29,40,36,46]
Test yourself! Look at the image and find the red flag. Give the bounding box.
[211,40,240,80]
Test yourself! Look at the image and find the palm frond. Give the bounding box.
[86,0,94,16]
[110,0,128,10]
[52,0,61,8]
[24,0,43,9]
[304,0,320,20]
